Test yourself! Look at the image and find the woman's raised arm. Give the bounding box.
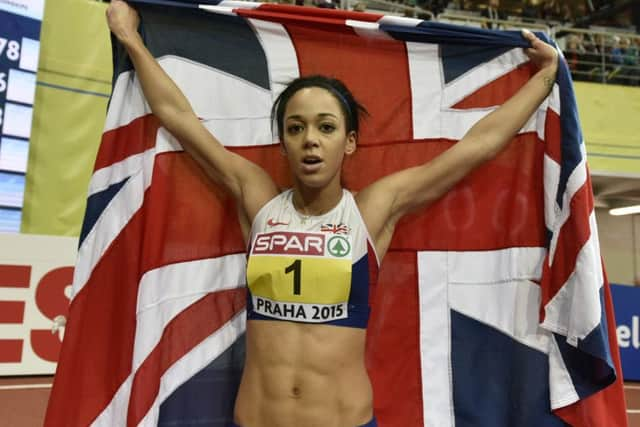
[357,30,559,258]
[106,1,278,225]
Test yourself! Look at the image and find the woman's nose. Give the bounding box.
[303,128,320,147]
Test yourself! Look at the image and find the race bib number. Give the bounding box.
[247,231,352,323]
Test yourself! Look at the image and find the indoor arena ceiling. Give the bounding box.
[591,173,640,210]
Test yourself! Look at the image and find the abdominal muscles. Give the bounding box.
[234,320,373,427]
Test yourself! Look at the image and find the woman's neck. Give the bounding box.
[291,182,343,217]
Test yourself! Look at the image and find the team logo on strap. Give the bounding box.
[320,223,350,234]
[328,235,350,257]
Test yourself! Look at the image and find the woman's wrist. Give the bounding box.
[535,61,559,92]
[541,71,556,90]
[117,30,143,51]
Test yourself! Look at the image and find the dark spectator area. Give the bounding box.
[294,0,640,86]
[441,0,640,86]
[563,32,638,85]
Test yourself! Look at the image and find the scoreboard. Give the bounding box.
[0,0,44,232]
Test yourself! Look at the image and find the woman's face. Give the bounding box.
[281,87,356,189]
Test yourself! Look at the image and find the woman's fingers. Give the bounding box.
[522,29,536,43]
[106,1,140,42]
[521,29,558,72]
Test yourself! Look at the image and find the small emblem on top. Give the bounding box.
[267,218,290,227]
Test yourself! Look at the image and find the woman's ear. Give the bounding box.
[345,131,357,155]
[280,140,287,156]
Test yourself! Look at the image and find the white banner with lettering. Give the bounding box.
[0,232,76,375]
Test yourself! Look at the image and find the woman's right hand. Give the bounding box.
[106,0,140,44]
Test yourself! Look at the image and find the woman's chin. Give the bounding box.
[299,177,327,189]
[295,173,332,190]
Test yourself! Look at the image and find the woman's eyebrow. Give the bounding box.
[286,113,338,120]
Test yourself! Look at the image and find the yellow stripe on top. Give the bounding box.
[247,255,352,305]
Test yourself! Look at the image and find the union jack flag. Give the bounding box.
[320,223,350,234]
[45,2,627,427]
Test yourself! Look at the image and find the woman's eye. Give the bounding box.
[320,123,335,133]
[287,125,303,134]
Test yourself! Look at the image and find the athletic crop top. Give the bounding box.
[246,189,379,328]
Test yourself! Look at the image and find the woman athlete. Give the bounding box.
[107,2,558,426]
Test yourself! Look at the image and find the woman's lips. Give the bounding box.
[301,160,323,173]
[301,156,323,173]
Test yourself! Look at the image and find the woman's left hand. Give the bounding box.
[522,29,559,75]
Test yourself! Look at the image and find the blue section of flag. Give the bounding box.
[158,335,245,426]
[527,32,584,211]
[113,5,270,91]
[440,44,513,84]
[552,288,614,399]
[380,21,528,47]
[554,333,615,399]
[554,56,584,209]
[451,310,567,427]
[79,178,129,247]
[578,287,614,366]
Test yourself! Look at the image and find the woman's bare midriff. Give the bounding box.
[234,319,373,427]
